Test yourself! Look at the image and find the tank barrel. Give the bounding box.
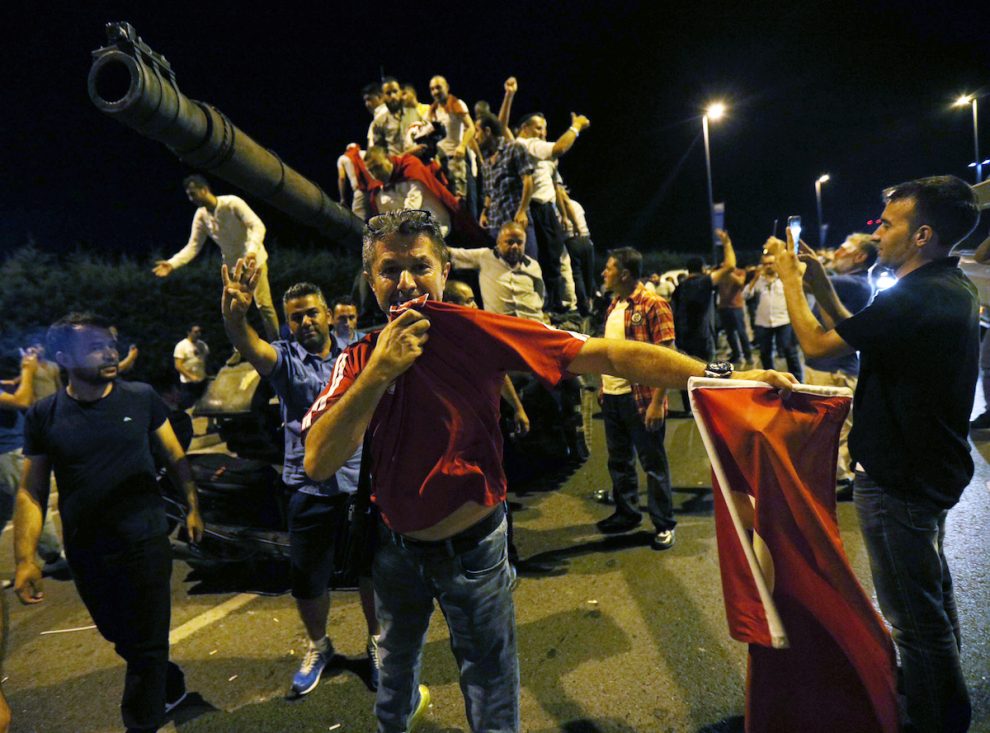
[88,22,363,248]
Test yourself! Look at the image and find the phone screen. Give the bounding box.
[787,216,802,253]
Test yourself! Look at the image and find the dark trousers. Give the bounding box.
[854,473,971,733]
[602,393,675,531]
[718,307,751,362]
[66,534,179,732]
[757,324,803,381]
[564,235,595,316]
[528,201,566,311]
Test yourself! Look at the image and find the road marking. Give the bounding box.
[41,624,97,636]
[169,593,257,646]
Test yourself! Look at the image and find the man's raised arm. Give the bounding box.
[710,229,738,285]
[0,354,37,411]
[221,258,278,375]
[766,236,854,360]
[304,310,430,481]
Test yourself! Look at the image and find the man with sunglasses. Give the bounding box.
[302,209,795,733]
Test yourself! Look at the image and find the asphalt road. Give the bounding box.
[3,392,990,733]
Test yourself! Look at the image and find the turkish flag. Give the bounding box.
[689,378,898,733]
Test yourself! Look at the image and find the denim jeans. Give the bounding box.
[373,512,519,733]
[854,472,971,732]
[717,307,751,362]
[602,393,675,531]
[757,324,803,381]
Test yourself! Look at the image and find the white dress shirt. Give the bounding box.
[449,247,545,322]
[168,195,267,270]
[516,137,558,204]
[744,274,791,328]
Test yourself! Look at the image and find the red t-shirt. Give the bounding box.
[302,300,587,533]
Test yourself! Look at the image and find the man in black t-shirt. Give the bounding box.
[13,313,204,733]
[770,176,980,733]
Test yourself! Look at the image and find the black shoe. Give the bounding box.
[165,663,187,714]
[596,512,642,534]
[835,479,854,502]
[970,411,990,430]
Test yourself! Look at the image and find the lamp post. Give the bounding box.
[703,102,726,265]
[815,174,830,247]
[954,94,982,183]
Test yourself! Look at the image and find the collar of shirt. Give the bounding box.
[611,282,647,308]
[286,338,337,364]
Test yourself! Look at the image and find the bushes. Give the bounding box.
[0,244,362,387]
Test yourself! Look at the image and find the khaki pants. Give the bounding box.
[804,366,857,483]
[252,262,280,341]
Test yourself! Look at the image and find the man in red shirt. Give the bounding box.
[302,210,795,733]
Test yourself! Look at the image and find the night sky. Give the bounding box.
[4,1,989,264]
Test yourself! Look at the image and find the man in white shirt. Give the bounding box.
[449,222,545,322]
[153,176,279,343]
[427,76,476,198]
[743,254,804,380]
[369,78,423,157]
[173,324,210,408]
[515,112,590,313]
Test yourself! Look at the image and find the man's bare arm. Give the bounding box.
[550,113,590,158]
[221,260,278,375]
[767,238,854,360]
[498,77,516,141]
[710,229,738,285]
[153,421,203,543]
[0,355,36,410]
[568,338,797,392]
[972,234,990,264]
[14,455,50,604]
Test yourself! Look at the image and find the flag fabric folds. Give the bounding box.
[689,378,898,733]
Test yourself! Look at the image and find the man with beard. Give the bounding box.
[220,267,379,696]
[301,209,796,733]
[14,312,203,733]
[769,175,979,733]
[370,78,423,157]
[449,222,545,321]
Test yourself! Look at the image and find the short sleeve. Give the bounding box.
[22,403,46,457]
[649,298,676,344]
[520,137,556,161]
[266,341,291,397]
[467,310,588,388]
[510,143,535,177]
[454,99,469,116]
[173,342,186,359]
[145,385,170,431]
[301,348,363,436]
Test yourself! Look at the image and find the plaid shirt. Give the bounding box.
[603,283,676,418]
[482,138,535,230]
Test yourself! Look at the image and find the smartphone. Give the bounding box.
[787,216,802,253]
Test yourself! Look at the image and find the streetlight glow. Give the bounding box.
[954,94,974,108]
[706,102,726,121]
[951,93,982,182]
[817,174,830,184]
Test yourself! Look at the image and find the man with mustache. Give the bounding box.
[220,267,380,696]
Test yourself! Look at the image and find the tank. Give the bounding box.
[87,21,363,249]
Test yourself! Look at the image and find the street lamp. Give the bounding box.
[815,174,830,247]
[703,102,726,264]
[953,94,982,183]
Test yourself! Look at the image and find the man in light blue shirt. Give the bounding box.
[220,260,378,697]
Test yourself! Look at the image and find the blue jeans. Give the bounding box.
[854,472,971,732]
[717,307,751,362]
[757,324,803,381]
[373,511,519,733]
[602,393,675,531]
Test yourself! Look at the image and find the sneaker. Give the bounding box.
[409,684,431,732]
[971,411,990,430]
[367,634,381,691]
[291,641,333,696]
[651,528,676,551]
[596,511,642,534]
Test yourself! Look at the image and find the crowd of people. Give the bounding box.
[0,72,985,733]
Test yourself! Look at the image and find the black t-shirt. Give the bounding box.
[836,257,979,508]
[672,274,715,350]
[24,381,170,546]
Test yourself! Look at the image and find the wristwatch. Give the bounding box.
[704,361,734,379]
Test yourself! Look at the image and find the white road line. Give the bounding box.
[169,593,257,646]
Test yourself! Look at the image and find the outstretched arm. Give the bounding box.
[498,77,517,141]
[221,258,278,375]
[710,229,738,285]
[0,354,37,410]
[550,113,591,158]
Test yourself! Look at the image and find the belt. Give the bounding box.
[382,504,505,557]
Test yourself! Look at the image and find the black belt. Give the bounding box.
[382,503,505,557]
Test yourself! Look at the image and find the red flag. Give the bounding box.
[689,378,899,733]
